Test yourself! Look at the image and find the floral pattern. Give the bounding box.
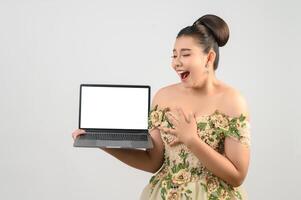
[142,104,251,200]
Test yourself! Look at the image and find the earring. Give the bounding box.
[205,64,209,73]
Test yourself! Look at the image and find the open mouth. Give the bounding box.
[180,71,190,80]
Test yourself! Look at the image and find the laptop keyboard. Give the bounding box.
[83,133,148,141]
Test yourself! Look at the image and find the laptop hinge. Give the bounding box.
[83,129,148,134]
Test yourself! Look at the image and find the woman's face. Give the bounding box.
[171,36,210,88]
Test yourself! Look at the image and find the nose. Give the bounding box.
[173,56,182,69]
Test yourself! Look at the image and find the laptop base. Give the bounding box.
[73,134,153,149]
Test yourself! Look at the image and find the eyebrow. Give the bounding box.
[173,48,192,52]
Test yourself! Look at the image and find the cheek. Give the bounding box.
[186,57,198,65]
[190,59,206,74]
[190,62,202,73]
[190,67,206,81]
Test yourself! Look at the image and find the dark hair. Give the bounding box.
[177,14,229,70]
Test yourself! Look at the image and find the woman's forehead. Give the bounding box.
[173,36,200,51]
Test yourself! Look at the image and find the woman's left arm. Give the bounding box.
[186,91,250,187]
[186,134,250,187]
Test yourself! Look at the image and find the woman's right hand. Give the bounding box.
[71,129,106,150]
[71,129,86,141]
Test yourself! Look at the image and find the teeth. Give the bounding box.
[178,71,187,74]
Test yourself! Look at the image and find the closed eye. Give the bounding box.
[171,54,190,58]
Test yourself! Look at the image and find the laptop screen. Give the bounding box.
[79,85,150,130]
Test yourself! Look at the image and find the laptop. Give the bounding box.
[73,84,153,149]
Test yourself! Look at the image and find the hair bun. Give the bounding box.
[192,14,229,47]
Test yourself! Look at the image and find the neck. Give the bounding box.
[183,71,220,96]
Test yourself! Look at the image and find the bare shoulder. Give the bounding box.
[151,83,176,109]
[220,84,250,121]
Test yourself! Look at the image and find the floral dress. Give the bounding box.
[139,104,251,200]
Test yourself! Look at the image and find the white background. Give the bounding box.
[0,0,300,199]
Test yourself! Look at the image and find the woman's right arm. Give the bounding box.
[71,90,165,173]
[72,124,164,173]
[100,127,164,173]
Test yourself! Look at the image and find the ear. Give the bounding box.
[206,49,216,67]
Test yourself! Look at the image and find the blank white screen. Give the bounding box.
[80,86,149,129]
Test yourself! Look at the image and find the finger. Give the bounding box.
[158,126,169,133]
[79,129,86,134]
[166,114,179,129]
[180,108,189,122]
[166,112,179,124]
[174,107,181,119]
[72,133,77,140]
[78,130,86,136]
[72,129,86,140]
[192,113,197,123]
[157,126,164,132]
[72,132,79,140]
[167,128,177,136]
[176,107,187,122]
[169,138,181,146]
[187,112,194,123]
[158,127,176,136]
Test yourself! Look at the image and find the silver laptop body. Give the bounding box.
[73,84,153,149]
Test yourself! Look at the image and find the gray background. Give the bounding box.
[1,0,300,199]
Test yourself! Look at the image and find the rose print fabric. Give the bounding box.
[139,104,251,200]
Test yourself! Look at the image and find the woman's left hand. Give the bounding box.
[158,107,198,146]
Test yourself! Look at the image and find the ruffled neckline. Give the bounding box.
[152,104,248,123]
[194,109,242,121]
